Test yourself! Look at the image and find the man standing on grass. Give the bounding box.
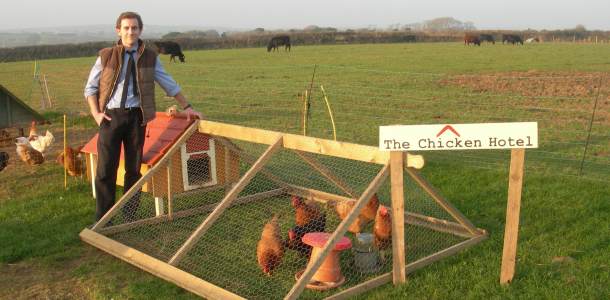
[84,11,202,222]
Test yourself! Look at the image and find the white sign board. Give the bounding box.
[379,122,538,151]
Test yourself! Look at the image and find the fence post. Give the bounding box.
[579,75,604,175]
[390,151,406,284]
[64,114,68,189]
[500,149,525,284]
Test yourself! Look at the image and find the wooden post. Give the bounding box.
[390,152,406,284]
[224,145,231,195]
[63,114,67,189]
[167,161,173,219]
[155,197,165,216]
[303,90,309,136]
[500,148,525,284]
[44,75,52,107]
[90,153,97,198]
[40,78,46,109]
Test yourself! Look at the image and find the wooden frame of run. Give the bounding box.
[80,120,527,300]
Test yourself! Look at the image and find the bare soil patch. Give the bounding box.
[440,71,610,127]
[0,259,91,300]
[440,70,608,98]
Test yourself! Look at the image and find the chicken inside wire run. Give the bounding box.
[258,194,393,272]
[90,132,473,299]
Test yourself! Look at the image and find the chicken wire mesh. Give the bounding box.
[87,123,483,299]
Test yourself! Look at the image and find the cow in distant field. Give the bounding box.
[502,34,524,45]
[464,34,481,46]
[154,41,185,62]
[479,34,495,44]
[267,35,291,52]
[525,37,540,43]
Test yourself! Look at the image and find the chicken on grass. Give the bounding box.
[331,193,380,233]
[56,146,85,176]
[373,205,392,250]
[257,214,285,276]
[15,137,44,165]
[27,121,54,154]
[284,196,326,257]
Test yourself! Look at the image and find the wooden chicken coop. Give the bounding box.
[79,119,493,300]
[80,112,241,200]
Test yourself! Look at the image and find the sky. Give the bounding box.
[1,0,609,31]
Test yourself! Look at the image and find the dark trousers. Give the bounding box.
[95,108,146,221]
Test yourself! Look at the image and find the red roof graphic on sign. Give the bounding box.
[436,125,460,137]
[81,112,199,166]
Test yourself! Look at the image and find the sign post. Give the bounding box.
[500,148,525,284]
[380,122,538,284]
[389,151,406,284]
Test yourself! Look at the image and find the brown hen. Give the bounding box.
[256,214,284,276]
[284,196,326,257]
[373,205,392,250]
[332,193,380,233]
[15,137,44,165]
[56,146,85,176]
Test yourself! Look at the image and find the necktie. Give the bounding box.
[120,50,138,109]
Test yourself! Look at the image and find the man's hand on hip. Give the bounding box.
[93,112,112,126]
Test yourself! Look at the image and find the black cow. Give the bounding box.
[502,34,523,45]
[267,35,291,52]
[479,34,495,44]
[154,41,185,62]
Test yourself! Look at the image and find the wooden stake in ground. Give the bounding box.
[43,74,52,108]
[500,148,525,284]
[390,151,406,284]
[303,65,317,136]
[302,90,308,136]
[64,114,67,189]
[320,85,337,141]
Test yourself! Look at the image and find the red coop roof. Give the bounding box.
[81,112,199,166]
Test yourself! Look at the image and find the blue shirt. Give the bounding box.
[84,44,181,109]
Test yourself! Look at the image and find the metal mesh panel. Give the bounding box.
[402,178,469,264]
[91,125,480,299]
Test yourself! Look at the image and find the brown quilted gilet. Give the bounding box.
[97,39,157,124]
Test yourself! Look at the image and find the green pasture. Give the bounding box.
[0,42,608,299]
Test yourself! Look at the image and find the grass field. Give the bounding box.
[0,42,608,299]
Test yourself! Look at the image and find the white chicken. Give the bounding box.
[28,130,54,155]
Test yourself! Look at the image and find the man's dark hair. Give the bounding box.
[116,11,143,29]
